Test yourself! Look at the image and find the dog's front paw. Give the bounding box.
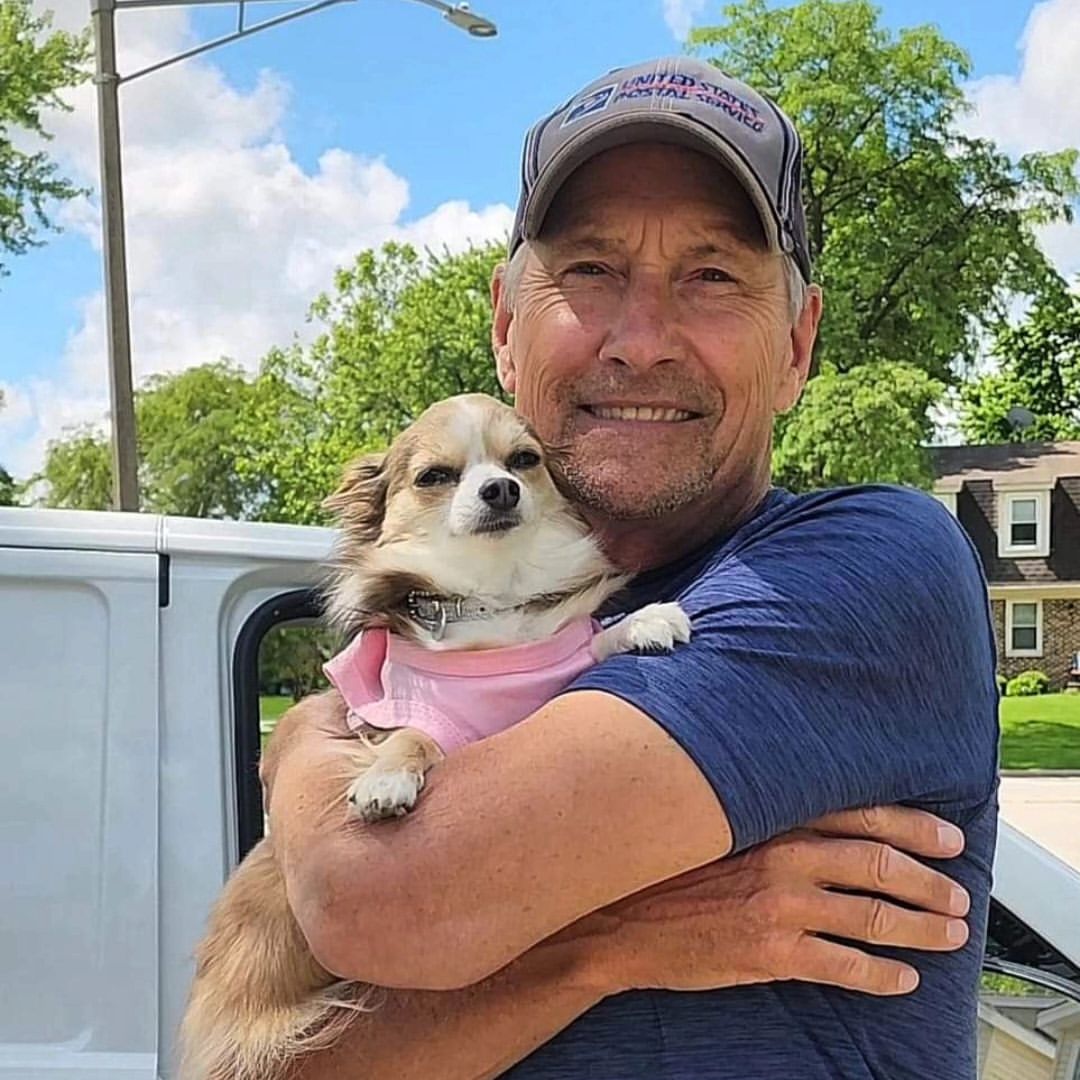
[618,602,692,653]
[347,766,426,823]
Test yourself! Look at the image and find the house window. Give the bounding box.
[1009,498,1038,547]
[997,490,1051,558]
[1005,600,1042,658]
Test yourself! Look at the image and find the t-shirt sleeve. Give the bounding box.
[569,486,1001,853]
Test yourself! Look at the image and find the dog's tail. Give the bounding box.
[176,838,378,1080]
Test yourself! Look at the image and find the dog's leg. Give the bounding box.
[593,601,692,661]
[346,727,445,823]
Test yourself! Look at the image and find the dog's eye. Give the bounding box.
[507,449,541,470]
[415,466,458,487]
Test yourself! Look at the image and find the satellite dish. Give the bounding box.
[1006,406,1035,433]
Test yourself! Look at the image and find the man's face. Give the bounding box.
[493,142,820,521]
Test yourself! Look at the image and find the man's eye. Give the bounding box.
[507,448,541,470]
[567,262,607,276]
[698,267,735,283]
[415,466,459,487]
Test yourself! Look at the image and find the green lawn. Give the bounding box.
[260,694,293,726]
[260,695,293,751]
[999,693,1080,770]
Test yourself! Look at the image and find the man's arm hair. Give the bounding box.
[282,921,606,1080]
[268,689,733,990]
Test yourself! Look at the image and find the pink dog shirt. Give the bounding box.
[323,617,602,753]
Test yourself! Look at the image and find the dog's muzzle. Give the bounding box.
[469,477,521,534]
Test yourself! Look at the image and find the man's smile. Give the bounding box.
[579,403,704,424]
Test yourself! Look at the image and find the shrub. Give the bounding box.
[1005,670,1050,697]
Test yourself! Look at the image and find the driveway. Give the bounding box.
[999,775,1080,872]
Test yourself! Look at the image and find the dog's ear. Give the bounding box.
[323,451,389,543]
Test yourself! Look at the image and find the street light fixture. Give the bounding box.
[408,0,497,37]
[90,0,497,511]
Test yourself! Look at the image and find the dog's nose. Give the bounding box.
[480,477,520,510]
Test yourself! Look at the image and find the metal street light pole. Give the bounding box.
[89,0,497,512]
[90,0,139,511]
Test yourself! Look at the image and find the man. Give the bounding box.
[263,57,998,1078]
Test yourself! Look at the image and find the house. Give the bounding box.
[978,990,1080,1080]
[930,442,1080,692]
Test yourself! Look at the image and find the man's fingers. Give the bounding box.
[807,806,964,859]
[808,892,968,952]
[787,935,920,996]
[792,838,969,917]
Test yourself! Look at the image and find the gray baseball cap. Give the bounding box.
[509,56,812,282]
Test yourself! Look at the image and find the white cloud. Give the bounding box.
[2,1,513,482]
[962,0,1080,279]
[661,0,707,42]
[0,384,34,431]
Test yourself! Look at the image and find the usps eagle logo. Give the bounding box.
[562,84,616,127]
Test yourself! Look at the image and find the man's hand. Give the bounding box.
[579,806,970,998]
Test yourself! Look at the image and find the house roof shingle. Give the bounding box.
[930,441,1080,483]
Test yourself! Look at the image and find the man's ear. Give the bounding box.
[322,451,389,543]
[774,284,823,415]
[490,262,517,395]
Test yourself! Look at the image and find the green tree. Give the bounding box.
[137,361,269,517]
[690,0,1077,380]
[773,361,944,489]
[0,464,15,506]
[238,241,505,525]
[36,426,112,510]
[0,388,15,505]
[959,287,1080,444]
[36,361,271,515]
[258,623,338,703]
[1,1,90,278]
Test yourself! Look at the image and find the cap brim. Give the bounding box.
[521,112,784,254]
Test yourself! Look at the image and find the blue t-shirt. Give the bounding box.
[504,484,1000,1080]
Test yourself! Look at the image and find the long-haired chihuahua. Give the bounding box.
[177,393,690,1079]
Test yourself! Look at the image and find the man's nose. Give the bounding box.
[479,477,520,510]
[599,277,681,372]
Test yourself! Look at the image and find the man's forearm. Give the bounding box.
[288,922,608,1080]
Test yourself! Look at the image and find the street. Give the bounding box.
[999,775,1080,872]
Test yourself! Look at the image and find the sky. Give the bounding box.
[1,0,1079,481]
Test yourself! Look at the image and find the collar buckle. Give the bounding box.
[407,592,449,641]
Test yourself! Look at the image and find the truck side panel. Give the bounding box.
[0,548,159,1079]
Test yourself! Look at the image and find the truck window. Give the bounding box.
[233,589,341,858]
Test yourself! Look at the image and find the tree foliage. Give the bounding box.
[690,0,1078,382]
[0,0,90,278]
[258,623,338,702]
[0,464,14,506]
[0,388,14,505]
[36,426,113,510]
[959,287,1080,444]
[136,361,270,517]
[773,361,944,490]
[237,241,505,525]
[36,361,271,515]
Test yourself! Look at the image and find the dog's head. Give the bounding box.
[323,394,612,640]
[324,393,574,544]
